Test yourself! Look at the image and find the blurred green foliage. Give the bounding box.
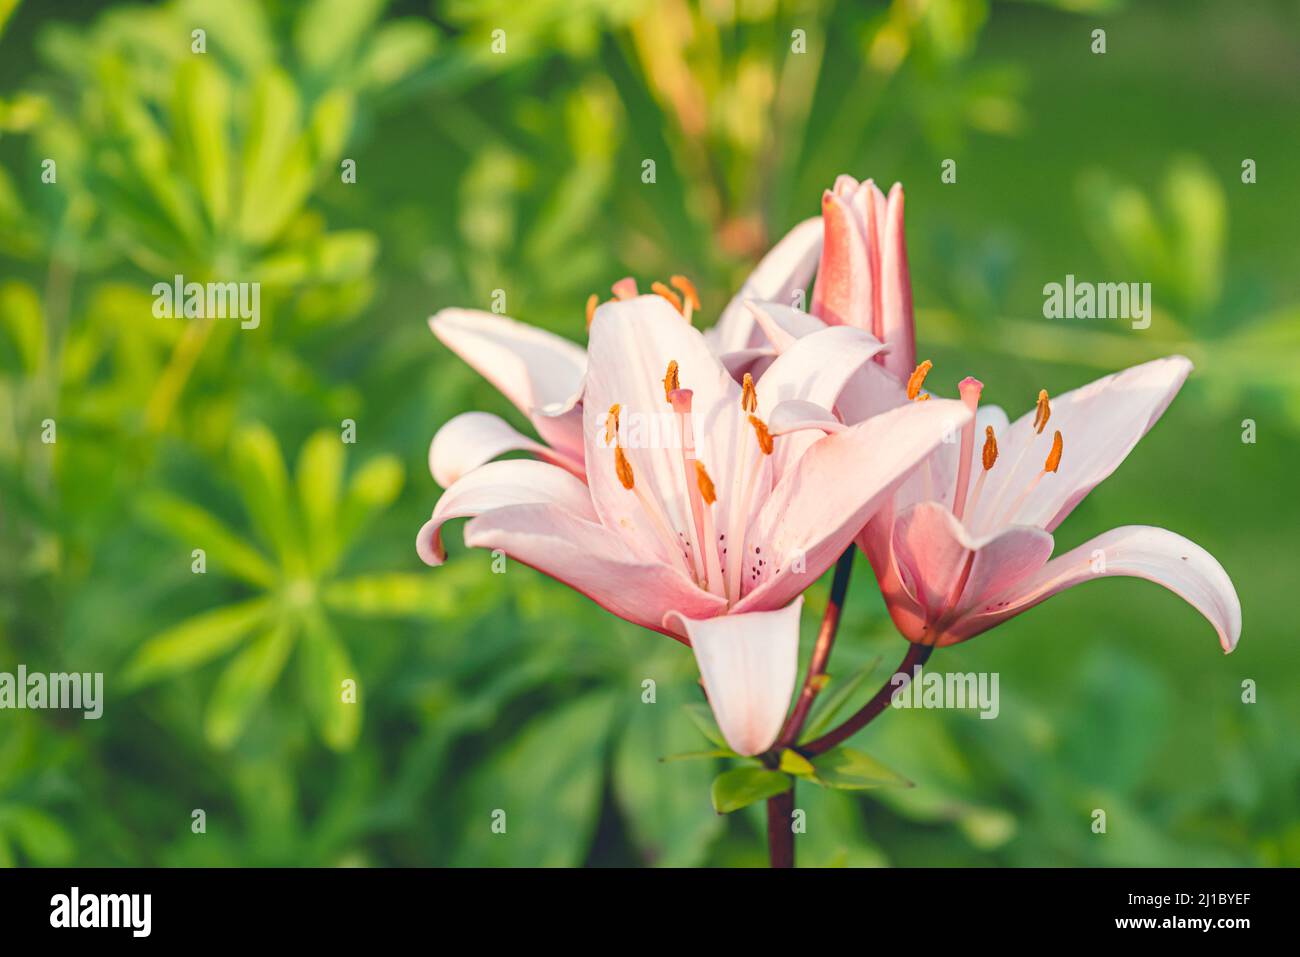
[0,0,1296,866]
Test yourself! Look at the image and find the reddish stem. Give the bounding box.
[798,643,933,757]
[776,547,854,748]
[766,782,795,868]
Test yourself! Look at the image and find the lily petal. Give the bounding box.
[967,356,1193,533]
[429,411,582,488]
[768,399,847,436]
[830,359,909,427]
[755,325,887,476]
[887,501,1054,641]
[464,502,726,634]
[584,296,741,564]
[719,347,777,382]
[665,599,804,756]
[417,460,596,566]
[710,217,824,354]
[733,398,972,613]
[430,307,588,423]
[811,188,870,330]
[878,183,915,380]
[949,525,1242,652]
[744,300,827,353]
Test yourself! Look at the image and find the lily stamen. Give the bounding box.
[662,360,680,403]
[1033,389,1051,434]
[585,293,599,328]
[907,359,933,400]
[999,429,1064,527]
[670,275,701,324]
[669,384,709,586]
[980,387,1052,532]
[694,460,725,597]
[605,402,621,446]
[611,411,691,574]
[727,414,775,601]
[951,377,984,521]
[652,281,685,316]
[965,425,998,519]
[721,375,758,602]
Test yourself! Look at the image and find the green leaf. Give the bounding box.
[256,230,377,286]
[295,430,344,571]
[322,572,460,619]
[453,693,614,866]
[683,702,726,748]
[237,68,306,245]
[779,749,817,777]
[231,425,302,572]
[298,611,360,751]
[357,20,438,89]
[139,492,277,588]
[801,655,882,741]
[810,747,912,791]
[0,280,44,375]
[710,767,791,814]
[307,89,355,167]
[204,620,296,749]
[661,749,734,763]
[124,597,273,687]
[294,0,385,77]
[172,57,231,231]
[336,455,403,553]
[0,0,20,42]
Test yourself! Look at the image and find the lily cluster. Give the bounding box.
[417,174,1241,761]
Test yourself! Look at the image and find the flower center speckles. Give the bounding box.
[611,371,776,606]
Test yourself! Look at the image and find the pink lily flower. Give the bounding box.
[426,218,823,489]
[418,295,971,755]
[747,173,1240,653]
[851,358,1242,651]
[736,174,916,383]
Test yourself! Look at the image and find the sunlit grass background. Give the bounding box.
[0,0,1296,866]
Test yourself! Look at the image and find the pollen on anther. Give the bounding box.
[662,360,680,402]
[1033,389,1051,434]
[741,373,757,413]
[748,415,774,455]
[606,403,621,445]
[907,359,933,400]
[1044,429,1063,473]
[615,445,635,489]
[670,275,701,311]
[585,293,598,328]
[982,425,998,471]
[652,281,684,315]
[694,460,716,505]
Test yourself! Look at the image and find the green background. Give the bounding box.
[0,0,1296,866]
